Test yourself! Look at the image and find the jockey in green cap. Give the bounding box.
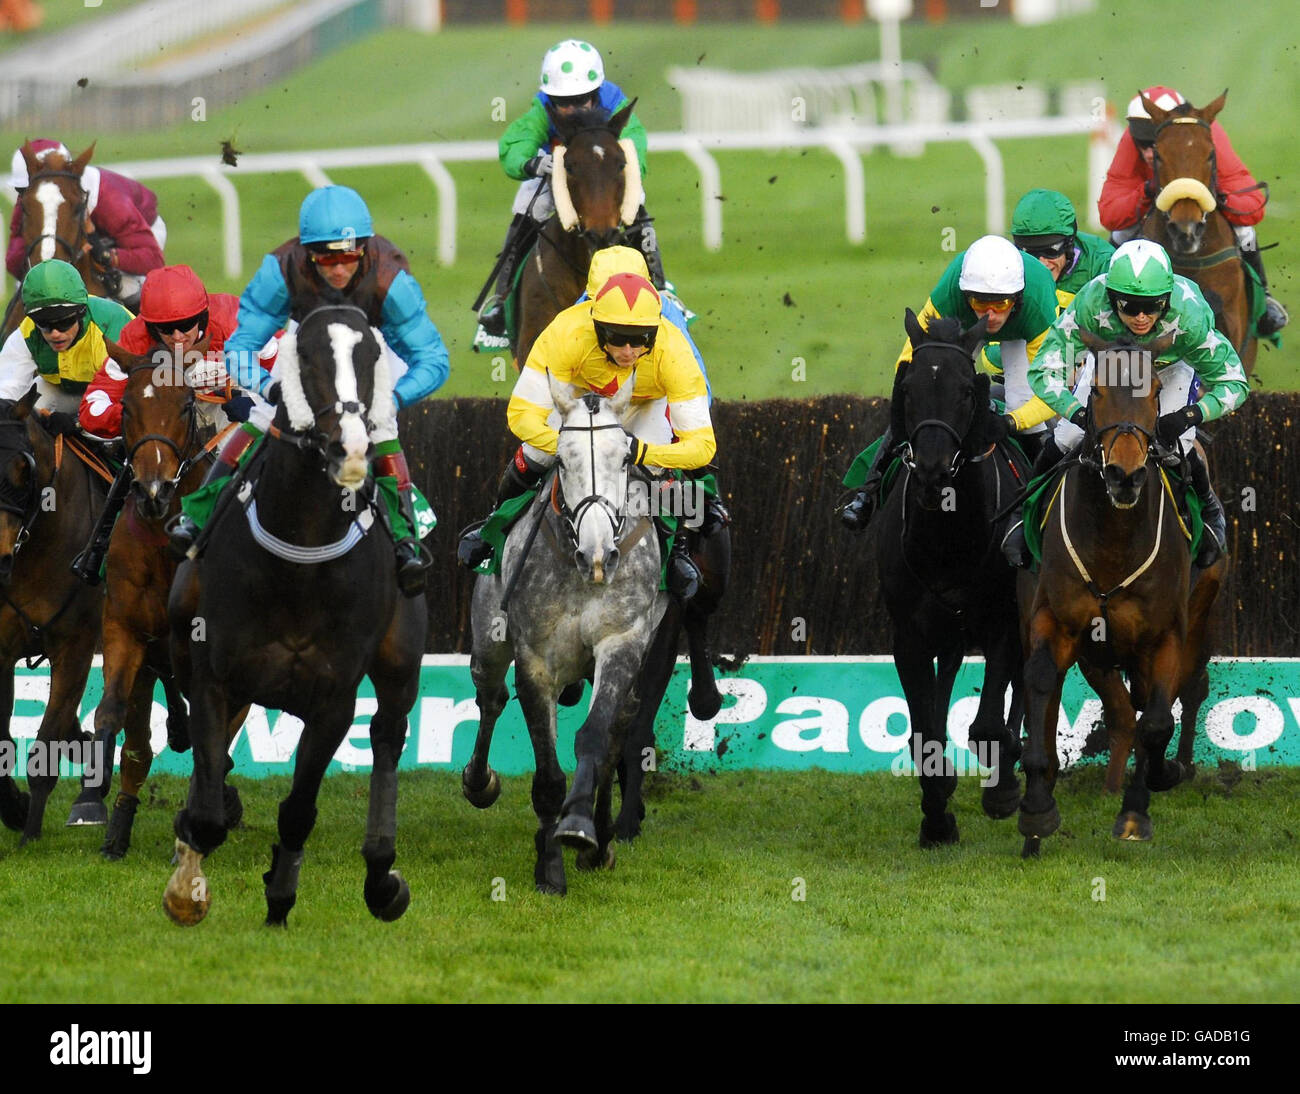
[1012,188,1115,308]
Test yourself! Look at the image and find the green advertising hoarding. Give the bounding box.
[5,656,1298,779]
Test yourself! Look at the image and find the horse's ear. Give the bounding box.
[103,337,145,371]
[609,369,636,416]
[548,371,578,415]
[12,384,39,420]
[609,98,637,138]
[1140,91,1171,125]
[71,142,96,175]
[962,314,990,357]
[903,307,925,348]
[1077,328,1109,353]
[1201,89,1228,125]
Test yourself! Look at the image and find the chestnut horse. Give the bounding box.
[93,339,241,859]
[514,100,642,368]
[2,143,115,339]
[1138,90,1258,372]
[1018,335,1225,856]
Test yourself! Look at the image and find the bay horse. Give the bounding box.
[2,143,115,339]
[93,337,239,859]
[874,311,1027,847]
[1018,333,1226,855]
[1138,90,1257,372]
[163,306,426,926]
[514,100,643,367]
[0,389,105,844]
[462,378,665,894]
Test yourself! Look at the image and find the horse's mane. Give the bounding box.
[924,316,967,345]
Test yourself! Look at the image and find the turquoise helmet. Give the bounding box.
[299,186,373,249]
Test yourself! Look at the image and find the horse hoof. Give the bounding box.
[557,681,585,707]
[1021,836,1042,859]
[462,768,501,809]
[1147,760,1185,792]
[535,882,567,896]
[100,795,138,860]
[918,813,959,848]
[981,781,1022,820]
[577,844,616,871]
[555,813,599,852]
[222,784,244,829]
[1112,811,1153,841]
[1018,803,1061,839]
[66,800,108,827]
[687,685,722,722]
[163,839,209,926]
[369,870,411,922]
[166,713,191,755]
[614,816,641,843]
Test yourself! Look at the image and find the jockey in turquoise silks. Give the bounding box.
[167,185,448,597]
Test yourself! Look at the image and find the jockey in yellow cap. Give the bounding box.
[458,270,716,600]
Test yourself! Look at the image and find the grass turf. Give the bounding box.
[2,2,1295,397]
[1,765,1296,1003]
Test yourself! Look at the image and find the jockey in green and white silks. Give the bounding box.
[167,186,446,597]
[1003,238,1248,569]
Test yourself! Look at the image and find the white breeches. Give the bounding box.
[1000,339,1048,436]
[1053,358,1199,455]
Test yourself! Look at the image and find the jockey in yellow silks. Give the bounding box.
[458,270,716,600]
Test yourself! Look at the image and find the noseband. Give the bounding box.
[0,419,48,554]
[555,407,629,548]
[125,363,203,487]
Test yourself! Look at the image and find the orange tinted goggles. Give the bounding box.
[310,248,364,267]
[967,294,1017,315]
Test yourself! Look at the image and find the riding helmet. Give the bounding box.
[299,185,374,249]
[1011,188,1078,251]
[139,265,209,324]
[1126,86,1186,144]
[1106,240,1175,298]
[22,259,88,313]
[540,39,604,97]
[958,236,1025,296]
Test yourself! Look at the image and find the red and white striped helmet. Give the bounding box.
[1125,86,1186,120]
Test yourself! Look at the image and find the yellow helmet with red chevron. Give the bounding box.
[591,272,661,328]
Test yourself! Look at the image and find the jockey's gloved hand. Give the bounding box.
[625,435,650,467]
[222,393,255,423]
[1156,404,1204,447]
[43,411,80,436]
[524,153,554,178]
[88,234,115,269]
[1069,406,1089,431]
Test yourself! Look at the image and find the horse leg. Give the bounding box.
[0,669,30,832]
[514,652,566,895]
[893,628,956,848]
[20,637,94,845]
[557,637,646,852]
[102,667,157,860]
[1176,560,1225,775]
[684,605,721,722]
[71,621,146,827]
[970,624,1023,820]
[616,603,680,841]
[160,669,190,755]
[1079,664,1137,794]
[1138,633,1186,793]
[579,702,627,872]
[1020,610,1074,855]
[163,670,230,926]
[463,631,511,810]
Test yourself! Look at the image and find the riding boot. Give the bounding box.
[167,428,259,560]
[478,215,529,339]
[70,463,134,585]
[1000,435,1067,568]
[840,427,895,533]
[1240,244,1289,335]
[1185,446,1227,568]
[374,447,430,598]
[456,448,547,570]
[655,518,700,601]
[625,207,695,322]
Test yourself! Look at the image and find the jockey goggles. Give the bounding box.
[28,304,86,333]
[551,91,596,110]
[1015,236,1072,260]
[967,293,1018,316]
[594,321,656,349]
[147,309,208,338]
[309,246,365,267]
[1112,292,1170,318]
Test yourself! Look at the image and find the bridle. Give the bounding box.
[555,397,630,549]
[1151,114,1218,217]
[900,340,980,479]
[0,419,41,553]
[124,363,204,490]
[21,169,91,270]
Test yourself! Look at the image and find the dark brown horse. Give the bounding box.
[0,390,106,843]
[1139,90,1257,372]
[1018,335,1225,855]
[514,100,642,367]
[93,339,241,859]
[2,143,115,339]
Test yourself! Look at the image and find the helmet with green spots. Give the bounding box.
[540,39,604,98]
[1012,188,1078,256]
[22,259,88,313]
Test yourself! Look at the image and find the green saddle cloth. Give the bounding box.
[474,470,719,592]
[1022,462,1202,564]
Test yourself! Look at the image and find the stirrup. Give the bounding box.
[457,520,493,570]
[1001,520,1030,569]
[70,547,105,586]
[396,542,431,598]
[166,515,200,562]
[1259,296,1289,336]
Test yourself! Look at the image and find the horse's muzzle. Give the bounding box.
[1103,462,1147,509]
[1167,219,1205,255]
[135,480,175,521]
[575,545,620,585]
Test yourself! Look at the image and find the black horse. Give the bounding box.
[874,310,1027,846]
[163,305,426,927]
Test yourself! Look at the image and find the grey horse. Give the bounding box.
[463,375,666,894]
